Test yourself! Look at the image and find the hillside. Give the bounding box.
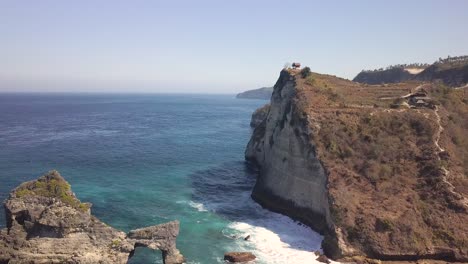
[236,87,273,100]
[417,63,468,87]
[246,68,468,262]
[353,67,414,84]
[354,55,468,87]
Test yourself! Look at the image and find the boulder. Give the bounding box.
[224,252,256,262]
[316,254,331,264]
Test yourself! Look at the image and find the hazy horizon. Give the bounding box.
[2,0,468,93]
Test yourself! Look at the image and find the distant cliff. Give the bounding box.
[236,87,273,100]
[246,69,468,262]
[354,55,468,87]
[0,170,185,264]
[417,62,468,87]
[353,67,414,84]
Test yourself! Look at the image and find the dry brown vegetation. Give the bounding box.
[289,71,468,260]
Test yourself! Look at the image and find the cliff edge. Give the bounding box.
[0,170,185,264]
[246,69,468,262]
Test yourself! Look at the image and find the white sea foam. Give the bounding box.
[188,201,208,212]
[226,203,339,264]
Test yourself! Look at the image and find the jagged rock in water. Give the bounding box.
[224,252,256,262]
[250,104,270,128]
[127,222,184,264]
[0,170,185,264]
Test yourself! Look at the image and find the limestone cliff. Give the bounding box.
[250,104,270,128]
[246,70,333,235]
[246,69,468,262]
[0,170,185,264]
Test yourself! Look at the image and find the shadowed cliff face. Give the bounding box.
[245,70,333,237]
[250,104,270,128]
[0,170,185,264]
[246,69,468,262]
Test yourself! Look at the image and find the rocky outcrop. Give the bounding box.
[0,170,184,264]
[224,252,256,262]
[127,222,184,264]
[236,87,273,100]
[250,104,270,128]
[246,69,468,262]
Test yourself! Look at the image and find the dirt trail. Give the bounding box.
[433,106,468,209]
[433,106,445,152]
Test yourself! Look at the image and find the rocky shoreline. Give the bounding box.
[0,170,185,264]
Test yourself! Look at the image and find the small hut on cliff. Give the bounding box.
[292,62,301,69]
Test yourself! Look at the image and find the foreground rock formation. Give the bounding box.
[246,69,468,262]
[0,170,184,264]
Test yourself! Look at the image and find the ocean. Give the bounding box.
[0,93,324,263]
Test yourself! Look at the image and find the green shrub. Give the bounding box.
[375,218,394,232]
[346,225,360,241]
[300,67,311,78]
[16,189,33,198]
[15,171,89,211]
[110,239,121,248]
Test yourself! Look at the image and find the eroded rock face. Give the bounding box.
[250,104,270,128]
[0,170,185,264]
[246,70,333,235]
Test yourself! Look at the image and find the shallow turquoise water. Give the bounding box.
[0,93,324,263]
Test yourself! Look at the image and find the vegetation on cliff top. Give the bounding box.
[291,70,468,260]
[14,170,90,211]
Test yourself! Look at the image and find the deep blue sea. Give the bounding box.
[0,93,324,264]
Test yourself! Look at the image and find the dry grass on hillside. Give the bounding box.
[290,70,468,258]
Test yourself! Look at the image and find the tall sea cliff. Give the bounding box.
[246,69,468,262]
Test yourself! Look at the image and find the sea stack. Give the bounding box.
[0,170,185,264]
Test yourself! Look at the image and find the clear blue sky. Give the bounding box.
[1,0,467,93]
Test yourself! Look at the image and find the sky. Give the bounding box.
[1,0,468,93]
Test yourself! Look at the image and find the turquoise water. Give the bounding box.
[0,93,324,263]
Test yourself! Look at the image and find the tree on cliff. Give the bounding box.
[301,67,311,78]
